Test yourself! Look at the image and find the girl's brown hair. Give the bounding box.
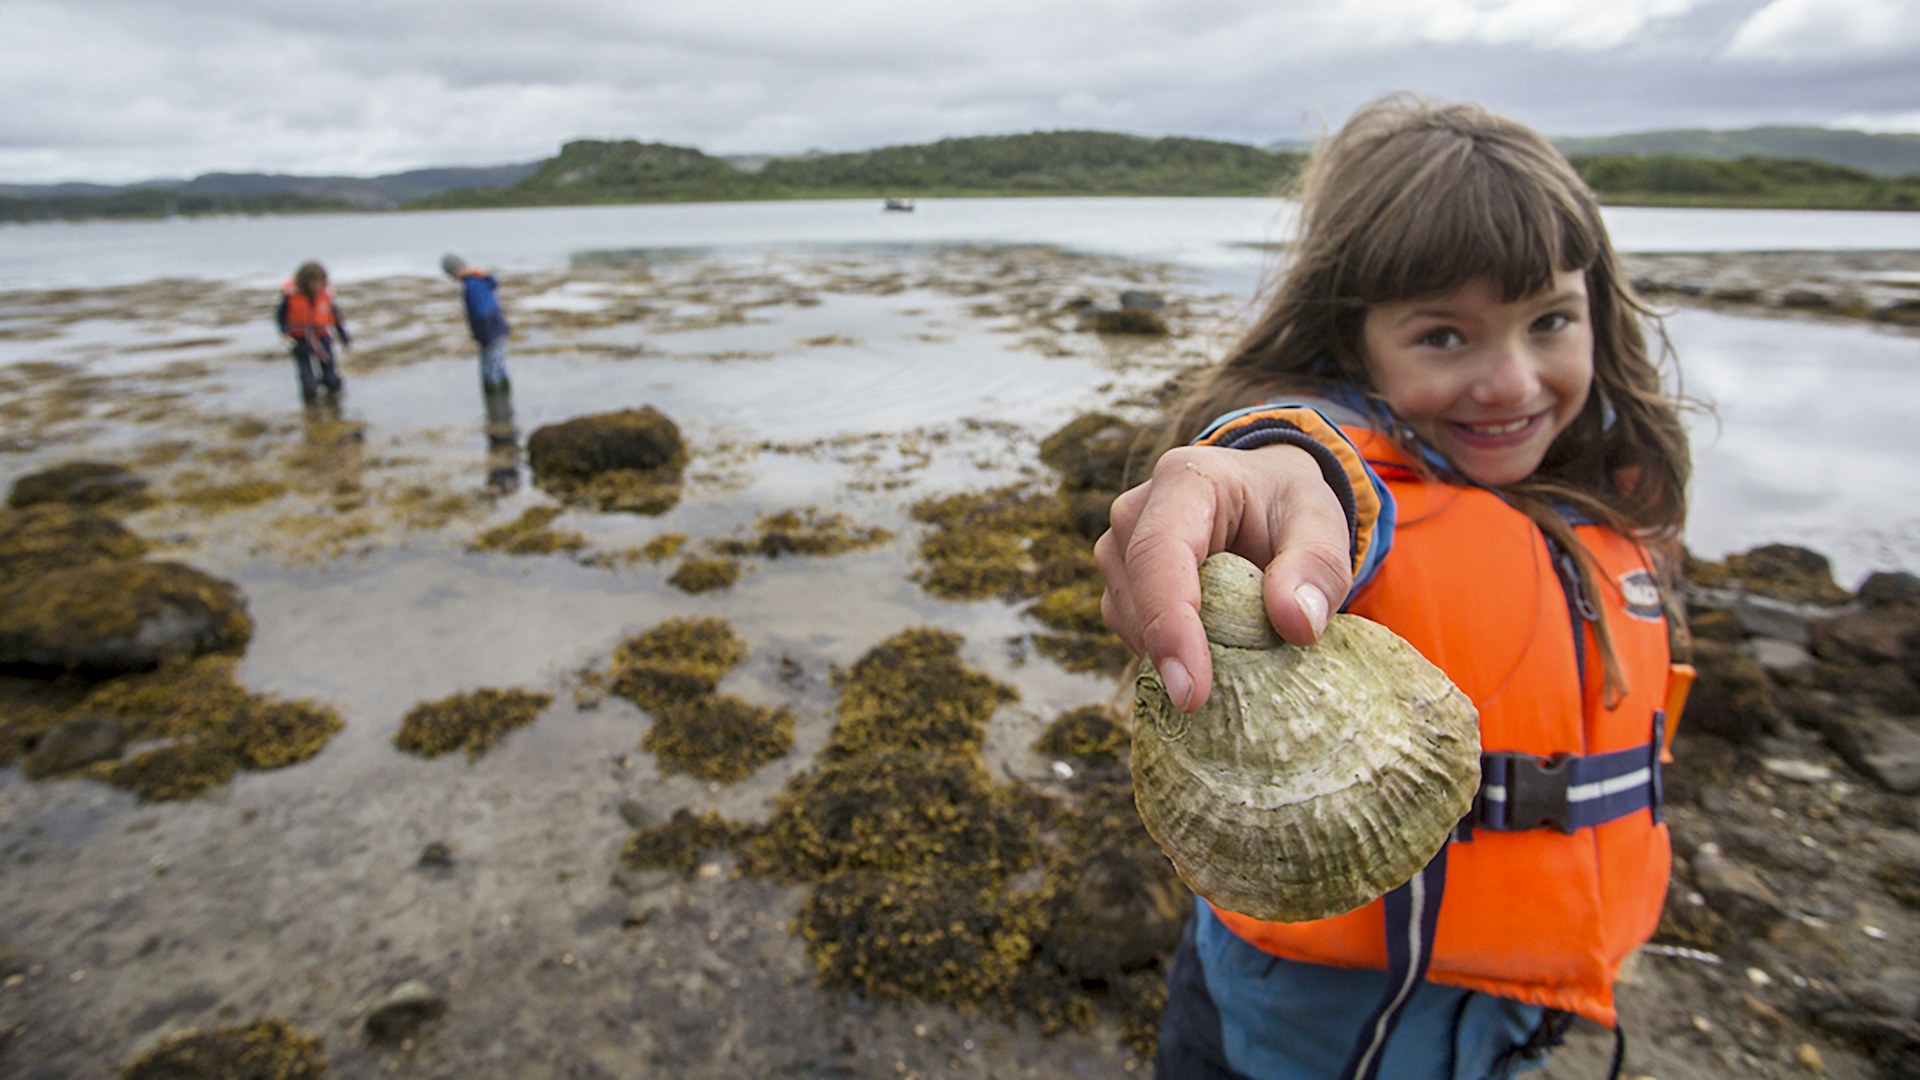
[293,260,328,296]
[1166,94,1694,692]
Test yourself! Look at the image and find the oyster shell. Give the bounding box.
[1132,552,1480,922]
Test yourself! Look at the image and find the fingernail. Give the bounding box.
[1295,584,1330,638]
[1157,659,1195,712]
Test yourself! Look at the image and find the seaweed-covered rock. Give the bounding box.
[8,460,147,508]
[527,407,685,485]
[1688,544,1853,607]
[122,1018,326,1078]
[1038,412,1153,494]
[1084,308,1169,336]
[0,503,147,577]
[0,560,251,674]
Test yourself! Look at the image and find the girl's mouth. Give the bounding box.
[1449,412,1541,445]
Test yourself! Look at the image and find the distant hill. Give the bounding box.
[1552,127,1920,178]
[10,125,1920,222]
[418,131,1303,208]
[0,161,541,211]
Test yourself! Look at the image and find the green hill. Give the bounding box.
[1554,127,1920,179]
[418,131,1302,207]
[758,131,1300,196]
[1570,153,1920,210]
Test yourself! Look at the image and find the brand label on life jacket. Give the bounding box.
[1619,568,1664,622]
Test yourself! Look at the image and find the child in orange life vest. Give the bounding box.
[276,260,351,404]
[1096,95,1692,1080]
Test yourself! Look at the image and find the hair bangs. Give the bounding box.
[1346,145,1601,306]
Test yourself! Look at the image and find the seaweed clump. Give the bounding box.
[799,870,1044,1005]
[122,1018,326,1079]
[0,503,147,578]
[909,484,1126,676]
[393,688,553,760]
[712,507,894,559]
[469,505,586,556]
[1033,704,1129,762]
[667,554,742,594]
[5,656,342,801]
[605,616,792,783]
[621,808,749,877]
[825,627,1016,758]
[643,693,795,783]
[608,617,745,710]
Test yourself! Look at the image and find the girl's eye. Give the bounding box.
[1418,327,1464,348]
[1532,312,1572,333]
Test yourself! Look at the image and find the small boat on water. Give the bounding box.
[883,198,915,212]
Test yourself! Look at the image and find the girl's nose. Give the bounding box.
[1473,340,1541,406]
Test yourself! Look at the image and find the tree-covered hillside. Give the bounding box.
[1571,153,1920,210]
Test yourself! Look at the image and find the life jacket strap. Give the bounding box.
[1458,723,1665,839]
[1337,844,1448,1080]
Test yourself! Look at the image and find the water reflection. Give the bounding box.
[482,383,521,493]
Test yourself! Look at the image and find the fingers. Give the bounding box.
[1257,475,1355,646]
[1098,442,1360,711]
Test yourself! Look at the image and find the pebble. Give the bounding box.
[1746,967,1773,987]
[1796,1043,1825,1071]
[1862,925,1888,940]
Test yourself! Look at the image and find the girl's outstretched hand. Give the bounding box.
[1096,443,1354,714]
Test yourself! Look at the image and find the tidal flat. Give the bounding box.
[2,244,1916,1079]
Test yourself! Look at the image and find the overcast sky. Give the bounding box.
[5,0,1917,184]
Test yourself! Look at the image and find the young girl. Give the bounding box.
[1096,96,1692,1078]
[277,260,351,405]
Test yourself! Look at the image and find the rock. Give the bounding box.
[416,841,454,870]
[1064,489,1115,541]
[1038,412,1154,494]
[1874,834,1920,907]
[23,714,126,777]
[1857,571,1920,609]
[1690,844,1786,935]
[364,979,446,1046]
[1810,606,1918,667]
[0,560,251,674]
[1820,713,1920,793]
[526,407,686,485]
[1689,545,1853,608]
[1778,288,1834,309]
[1085,308,1169,336]
[6,461,147,508]
[1041,847,1187,975]
[1118,289,1165,311]
[1749,638,1814,684]
[616,799,653,829]
[1686,639,1787,741]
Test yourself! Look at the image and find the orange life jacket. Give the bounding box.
[281,282,339,338]
[1208,425,1680,1028]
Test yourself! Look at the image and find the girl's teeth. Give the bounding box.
[1466,417,1529,436]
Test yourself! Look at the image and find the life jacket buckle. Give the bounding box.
[1501,751,1576,834]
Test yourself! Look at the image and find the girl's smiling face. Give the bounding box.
[1360,269,1595,486]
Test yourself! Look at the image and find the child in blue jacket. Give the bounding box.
[442,254,512,390]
